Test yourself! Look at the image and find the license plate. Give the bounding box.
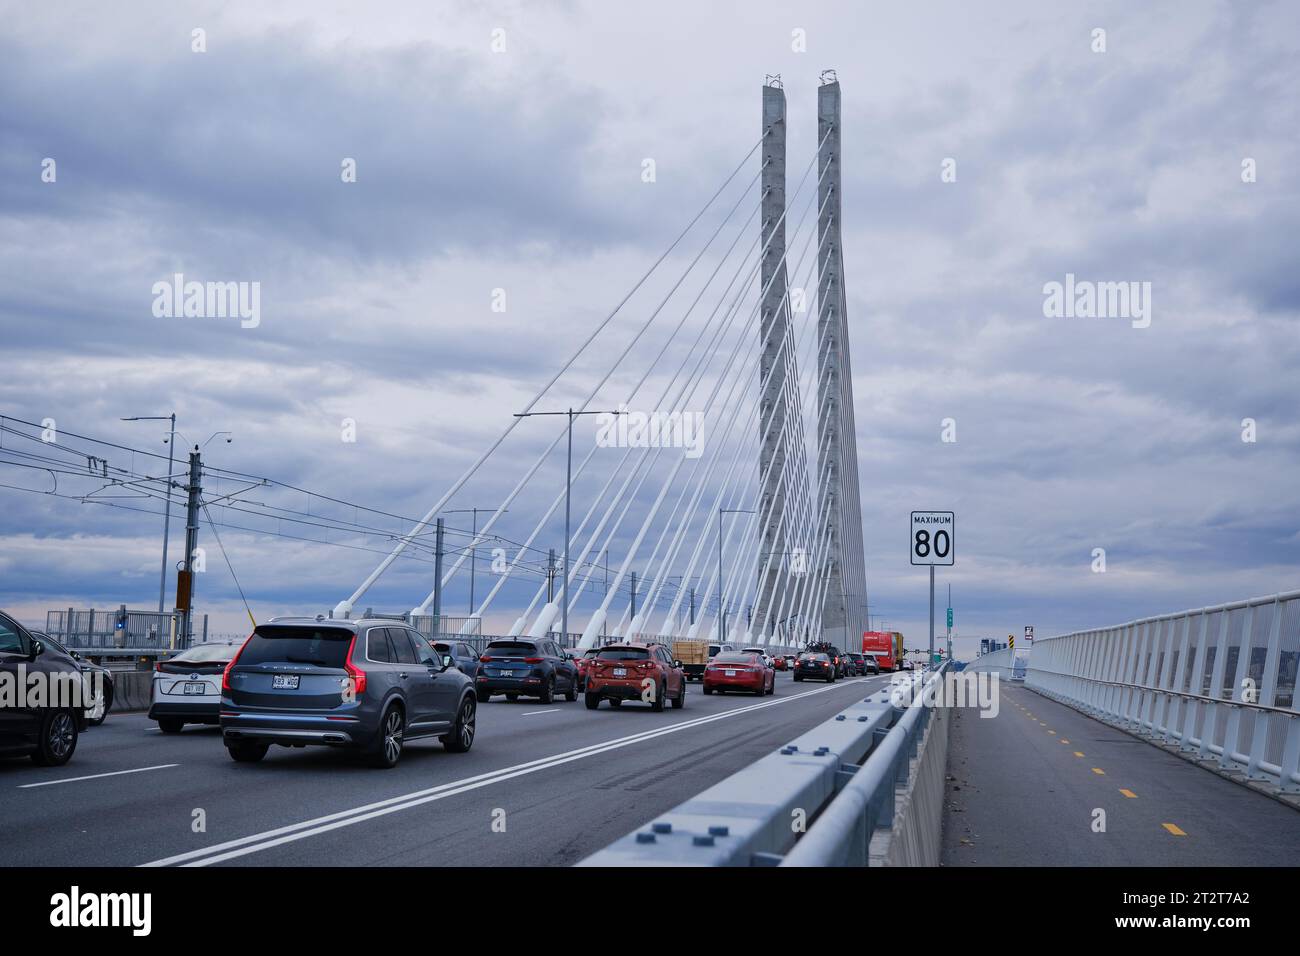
[613,667,627,677]
[183,682,206,695]
[725,670,736,677]
[272,675,300,690]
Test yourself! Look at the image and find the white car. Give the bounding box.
[741,647,773,668]
[149,641,242,733]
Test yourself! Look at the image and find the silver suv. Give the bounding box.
[220,617,477,768]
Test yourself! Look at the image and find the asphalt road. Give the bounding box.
[941,682,1300,865]
[1,670,890,867]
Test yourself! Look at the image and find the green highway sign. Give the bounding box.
[946,607,953,628]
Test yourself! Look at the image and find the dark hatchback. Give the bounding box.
[220,618,478,768]
[475,638,579,704]
[793,652,836,682]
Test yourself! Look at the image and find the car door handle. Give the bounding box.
[398,672,409,679]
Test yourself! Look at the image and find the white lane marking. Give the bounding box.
[18,764,179,789]
[143,677,873,867]
[520,709,560,717]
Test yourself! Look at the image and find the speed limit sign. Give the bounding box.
[910,511,955,566]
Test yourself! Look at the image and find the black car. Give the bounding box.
[0,610,89,766]
[475,637,579,703]
[432,640,482,682]
[793,652,836,682]
[845,653,871,677]
[33,631,115,726]
[221,617,478,768]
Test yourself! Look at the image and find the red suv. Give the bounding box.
[573,647,600,691]
[703,651,775,696]
[584,642,685,711]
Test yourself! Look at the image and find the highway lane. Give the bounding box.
[941,682,1300,865]
[0,670,889,867]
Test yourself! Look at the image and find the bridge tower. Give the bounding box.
[815,72,868,647]
[753,76,791,640]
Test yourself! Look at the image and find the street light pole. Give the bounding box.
[515,407,623,646]
[718,507,755,643]
[122,413,177,613]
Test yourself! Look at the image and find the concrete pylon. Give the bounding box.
[754,76,791,637]
[816,72,868,648]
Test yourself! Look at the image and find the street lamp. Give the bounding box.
[122,413,177,613]
[443,507,506,618]
[514,408,623,645]
[718,507,755,643]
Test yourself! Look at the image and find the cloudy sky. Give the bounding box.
[1,0,1297,658]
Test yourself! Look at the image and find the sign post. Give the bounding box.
[911,511,955,668]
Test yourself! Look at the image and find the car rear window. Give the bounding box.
[486,642,536,655]
[714,653,755,664]
[172,642,243,664]
[597,648,650,660]
[800,653,829,662]
[240,627,353,668]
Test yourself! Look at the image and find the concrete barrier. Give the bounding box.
[869,687,951,866]
[110,671,154,713]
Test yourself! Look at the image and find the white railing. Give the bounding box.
[1026,590,1300,793]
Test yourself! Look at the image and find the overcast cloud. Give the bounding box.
[1,0,1297,658]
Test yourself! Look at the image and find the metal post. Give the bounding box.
[431,518,445,631]
[689,588,696,626]
[928,566,935,666]
[946,582,952,662]
[563,408,573,647]
[469,509,477,614]
[546,549,556,604]
[718,509,724,639]
[158,413,176,612]
[180,448,201,646]
[630,571,638,622]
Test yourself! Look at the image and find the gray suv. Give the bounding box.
[220,617,477,768]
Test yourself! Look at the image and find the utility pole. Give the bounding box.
[546,549,556,603]
[630,571,638,623]
[121,412,177,612]
[430,518,445,632]
[178,447,201,647]
[443,507,504,616]
[688,587,696,626]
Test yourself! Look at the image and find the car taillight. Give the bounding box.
[479,655,493,663]
[524,657,544,664]
[221,633,253,692]
[344,635,367,697]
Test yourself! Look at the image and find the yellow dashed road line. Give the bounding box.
[1119,789,1137,798]
[1074,751,1084,757]
[1092,768,1106,775]
[1163,823,1187,836]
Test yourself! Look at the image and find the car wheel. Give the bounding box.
[609,698,622,708]
[584,692,600,710]
[368,705,405,768]
[88,683,111,726]
[227,741,269,763]
[671,681,685,709]
[31,709,78,766]
[564,674,578,702]
[157,718,184,734]
[794,675,802,682]
[506,693,519,702]
[702,685,713,695]
[442,695,477,753]
[651,682,665,712]
[476,688,491,703]
[539,677,554,705]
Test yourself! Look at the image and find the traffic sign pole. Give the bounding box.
[928,565,935,666]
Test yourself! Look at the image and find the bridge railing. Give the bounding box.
[1026,589,1300,793]
[579,663,955,867]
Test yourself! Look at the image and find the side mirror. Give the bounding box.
[30,639,44,660]
[442,654,454,669]
[673,660,683,669]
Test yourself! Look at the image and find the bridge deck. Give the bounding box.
[942,682,1300,866]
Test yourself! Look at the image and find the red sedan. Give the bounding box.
[702,652,775,696]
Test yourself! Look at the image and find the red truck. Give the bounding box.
[862,631,901,671]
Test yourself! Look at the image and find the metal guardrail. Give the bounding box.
[579,664,951,866]
[1026,590,1300,793]
[43,608,189,656]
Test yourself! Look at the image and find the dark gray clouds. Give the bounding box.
[1,1,1297,658]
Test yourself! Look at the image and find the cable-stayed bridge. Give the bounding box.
[334,73,869,651]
